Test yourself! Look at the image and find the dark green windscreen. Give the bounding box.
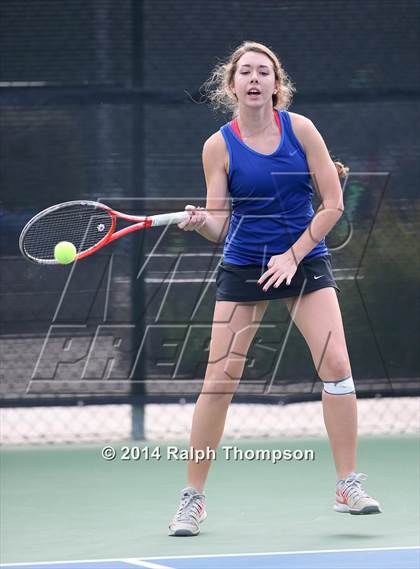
[1,0,418,405]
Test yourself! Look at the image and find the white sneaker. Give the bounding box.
[168,487,207,536]
[335,472,382,515]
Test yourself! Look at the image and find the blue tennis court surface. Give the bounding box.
[1,547,419,569]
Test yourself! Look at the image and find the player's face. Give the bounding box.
[232,52,277,109]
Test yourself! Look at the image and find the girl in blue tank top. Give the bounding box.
[170,42,382,537]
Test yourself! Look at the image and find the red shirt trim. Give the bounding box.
[229,109,281,141]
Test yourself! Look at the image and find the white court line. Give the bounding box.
[124,560,173,569]
[1,546,419,567]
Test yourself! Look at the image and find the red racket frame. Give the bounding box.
[19,200,191,264]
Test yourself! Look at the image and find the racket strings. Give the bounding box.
[21,204,113,262]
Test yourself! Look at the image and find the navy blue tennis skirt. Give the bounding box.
[215,253,340,302]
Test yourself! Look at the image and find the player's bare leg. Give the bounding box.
[169,299,268,535]
[285,287,381,514]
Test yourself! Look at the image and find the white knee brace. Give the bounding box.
[323,375,355,395]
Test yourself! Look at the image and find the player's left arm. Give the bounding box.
[289,113,345,263]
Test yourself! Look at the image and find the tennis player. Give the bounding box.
[169,41,382,536]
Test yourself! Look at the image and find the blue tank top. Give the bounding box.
[220,109,329,265]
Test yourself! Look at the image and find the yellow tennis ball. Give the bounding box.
[54,241,77,264]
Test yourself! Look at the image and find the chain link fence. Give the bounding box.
[1,398,418,445]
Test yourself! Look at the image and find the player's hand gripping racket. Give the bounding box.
[19,200,190,265]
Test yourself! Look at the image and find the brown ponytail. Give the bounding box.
[333,160,349,178]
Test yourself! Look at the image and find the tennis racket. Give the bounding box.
[19,200,190,265]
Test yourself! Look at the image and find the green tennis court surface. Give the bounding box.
[1,437,418,566]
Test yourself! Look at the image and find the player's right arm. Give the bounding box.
[178,132,231,243]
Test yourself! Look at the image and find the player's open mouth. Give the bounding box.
[247,89,261,97]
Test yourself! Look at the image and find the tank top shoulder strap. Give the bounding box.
[220,122,236,144]
[278,110,306,154]
[219,123,236,176]
[278,109,293,137]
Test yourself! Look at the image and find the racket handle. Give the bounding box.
[150,211,191,227]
